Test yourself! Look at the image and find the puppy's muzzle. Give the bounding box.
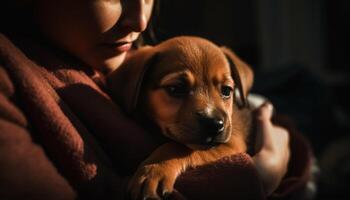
[196,113,227,144]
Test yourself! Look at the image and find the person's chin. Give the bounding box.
[102,52,127,72]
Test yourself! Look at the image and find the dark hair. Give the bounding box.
[1,1,35,33]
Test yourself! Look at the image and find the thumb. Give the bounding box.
[254,102,274,152]
[256,102,274,124]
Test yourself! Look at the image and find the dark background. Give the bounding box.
[154,0,350,198]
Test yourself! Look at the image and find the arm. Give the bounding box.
[0,67,76,199]
[0,66,128,199]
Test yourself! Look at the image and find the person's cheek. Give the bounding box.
[90,1,122,33]
[145,0,154,23]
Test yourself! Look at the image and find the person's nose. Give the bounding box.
[120,0,149,33]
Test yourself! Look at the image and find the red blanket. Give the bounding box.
[0,33,312,199]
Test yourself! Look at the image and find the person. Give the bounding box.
[0,0,311,199]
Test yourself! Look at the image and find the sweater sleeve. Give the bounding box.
[0,66,77,200]
[174,153,266,200]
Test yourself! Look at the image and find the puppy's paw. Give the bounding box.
[128,163,178,200]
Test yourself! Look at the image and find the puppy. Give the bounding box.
[108,36,254,200]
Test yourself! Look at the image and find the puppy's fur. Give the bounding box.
[108,36,254,200]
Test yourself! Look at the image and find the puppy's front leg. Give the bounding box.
[128,140,243,200]
[128,142,190,200]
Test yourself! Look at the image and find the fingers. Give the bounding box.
[255,102,274,124]
[252,119,291,195]
[254,101,290,162]
[276,127,290,174]
[254,102,290,156]
[254,102,274,151]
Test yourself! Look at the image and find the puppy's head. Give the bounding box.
[108,36,253,149]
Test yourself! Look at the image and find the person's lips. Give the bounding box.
[101,41,132,53]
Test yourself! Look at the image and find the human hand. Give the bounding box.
[252,102,290,195]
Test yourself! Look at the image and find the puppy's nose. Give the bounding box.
[197,115,225,136]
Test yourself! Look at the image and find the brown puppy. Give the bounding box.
[108,36,254,200]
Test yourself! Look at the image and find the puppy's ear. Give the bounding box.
[221,47,254,108]
[107,47,158,114]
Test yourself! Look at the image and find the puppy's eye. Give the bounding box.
[164,83,189,98]
[221,86,233,99]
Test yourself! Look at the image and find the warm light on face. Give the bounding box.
[34,0,154,73]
